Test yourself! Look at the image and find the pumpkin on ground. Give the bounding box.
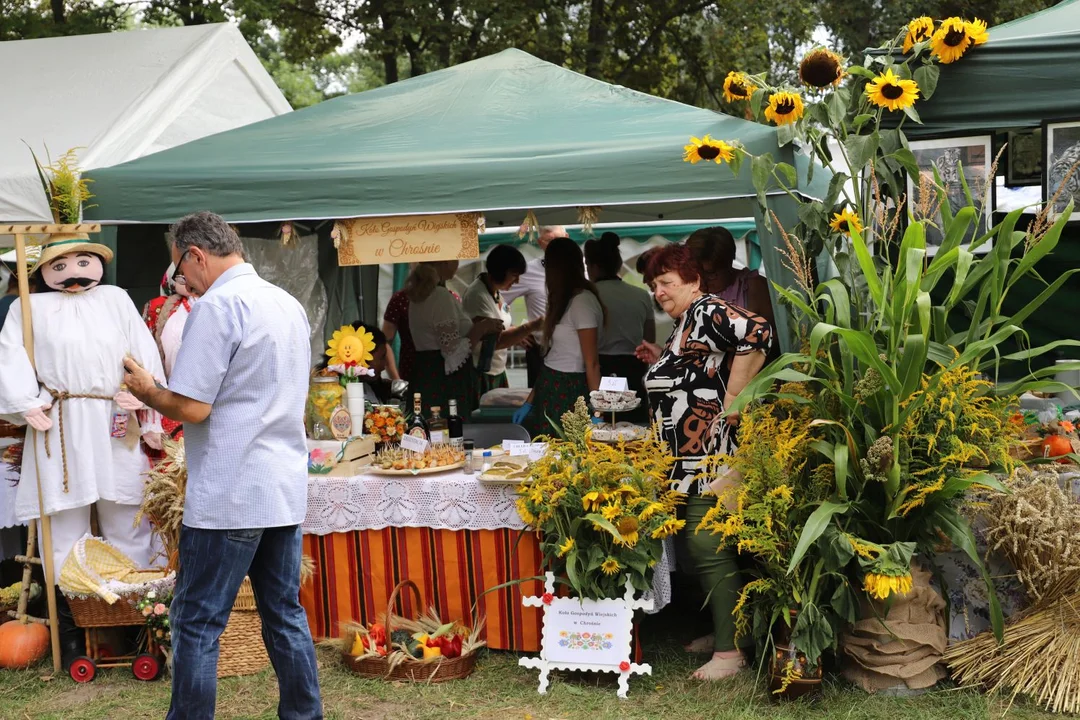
[0,619,50,669]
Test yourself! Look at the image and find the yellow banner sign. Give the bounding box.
[333,212,481,266]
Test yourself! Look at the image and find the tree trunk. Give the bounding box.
[50,0,66,24]
[584,0,608,77]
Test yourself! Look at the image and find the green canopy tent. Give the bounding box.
[86,48,828,350]
[878,2,1080,363]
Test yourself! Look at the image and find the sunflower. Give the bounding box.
[799,48,844,88]
[967,17,988,46]
[601,503,621,521]
[931,17,977,64]
[650,517,685,539]
[722,71,755,102]
[683,135,735,165]
[326,324,376,368]
[863,571,913,600]
[829,208,864,236]
[557,537,575,558]
[902,16,934,53]
[600,557,622,576]
[614,516,640,547]
[865,69,919,111]
[581,490,606,512]
[764,92,805,126]
[637,501,666,521]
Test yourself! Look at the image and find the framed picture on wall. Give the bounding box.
[1044,119,1080,221]
[1005,128,1043,187]
[906,135,994,256]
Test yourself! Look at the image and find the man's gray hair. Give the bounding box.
[170,211,244,257]
[539,225,567,239]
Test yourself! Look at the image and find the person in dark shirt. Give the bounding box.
[316,323,393,403]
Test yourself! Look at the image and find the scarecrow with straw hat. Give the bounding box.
[0,231,166,667]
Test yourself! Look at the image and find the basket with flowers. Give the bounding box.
[516,398,683,600]
[135,588,173,649]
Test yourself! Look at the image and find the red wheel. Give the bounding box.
[132,653,161,681]
[69,656,96,683]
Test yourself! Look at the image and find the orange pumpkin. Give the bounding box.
[1042,434,1074,464]
[0,620,50,669]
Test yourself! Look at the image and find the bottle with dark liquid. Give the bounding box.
[407,393,429,441]
[429,406,448,444]
[447,399,463,449]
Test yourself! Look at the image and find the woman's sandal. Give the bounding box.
[691,652,746,681]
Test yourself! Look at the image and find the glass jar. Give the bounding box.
[307,376,344,441]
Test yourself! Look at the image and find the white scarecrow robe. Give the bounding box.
[0,286,165,522]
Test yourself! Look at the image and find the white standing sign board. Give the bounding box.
[519,572,652,698]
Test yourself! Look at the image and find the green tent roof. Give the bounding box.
[899,0,1080,138]
[85,48,824,225]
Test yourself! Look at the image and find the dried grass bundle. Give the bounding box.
[945,590,1080,715]
[136,437,188,571]
[983,466,1080,604]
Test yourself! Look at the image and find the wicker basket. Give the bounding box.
[66,569,169,628]
[218,577,269,678]
[341,580,479,682]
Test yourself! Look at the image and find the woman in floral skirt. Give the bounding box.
[513,238,605,437]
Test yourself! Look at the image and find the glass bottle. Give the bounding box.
[428,406,448,445]
[407,393,429,441]
[447,399,464,449]
[111,384,130,439]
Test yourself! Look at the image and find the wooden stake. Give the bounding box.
[14,232,62,676]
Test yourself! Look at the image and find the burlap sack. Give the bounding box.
[841,563,948,692]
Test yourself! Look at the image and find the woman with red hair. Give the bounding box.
[635,243,772,681]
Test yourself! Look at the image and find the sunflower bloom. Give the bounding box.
[557,537,575,558]
[967,18,988,46]
[865,69,919,111]
[600,557,622,576]
[650,517,685,539]
[638,501,667,521]
[601,503,621,521]
[902,16,934,53]
[615,516,640,547]
[581,490,606,512]
[764,92,804,126]
[931,17,976,64]
[829,208,864,236]
[863,571,914,600]
[799,48,844,88]
[722,71,755,102]
[684,135,735,165]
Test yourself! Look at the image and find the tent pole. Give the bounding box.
[14,233,61,676]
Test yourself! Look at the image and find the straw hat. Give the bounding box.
[30,233,113,274]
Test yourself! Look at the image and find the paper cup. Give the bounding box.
[345,382,366,400]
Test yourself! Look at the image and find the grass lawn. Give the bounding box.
[0,638,1059,720]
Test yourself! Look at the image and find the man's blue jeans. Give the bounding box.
[166,525,322,719]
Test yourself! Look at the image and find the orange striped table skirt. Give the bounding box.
[300,526,545,652]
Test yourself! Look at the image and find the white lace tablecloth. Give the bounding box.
[302,468,673,613]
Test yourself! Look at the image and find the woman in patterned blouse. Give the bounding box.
[636,243,773,681]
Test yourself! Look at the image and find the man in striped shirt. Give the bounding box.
[125,211,322,720]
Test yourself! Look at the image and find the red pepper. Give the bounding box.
[369,623,387,647]
[437,634,463,659]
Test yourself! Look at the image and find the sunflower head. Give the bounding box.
[862,571,914,600]
[722,71,755,102]
[967,18,988,46]
[600,557,622,576]
[763,92,805,126]
[799,48,844,89]
[326,324,376,367]
[683,135,735,165]
[829,208,864,236]
[557,537,575,558]
[614,516,640,547]
[865,68,920,112]
[931,17,975,64]
[902,16,935,53]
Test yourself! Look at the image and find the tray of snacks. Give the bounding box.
[367,444,465,475]
[590,421,649,443]
[589,390,641,413]
[477,457,532,484]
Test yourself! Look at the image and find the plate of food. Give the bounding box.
[590,390,641,413]
[590,421,648,443]
[478,457,532,484]
[366,444,466,475]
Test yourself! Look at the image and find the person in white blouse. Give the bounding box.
[500,225,567,387]
[584,232,655,420]
[461,245,544,402]
[512,238,605,437]
[407,261,503,418]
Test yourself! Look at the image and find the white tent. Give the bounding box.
[0,23,291,221]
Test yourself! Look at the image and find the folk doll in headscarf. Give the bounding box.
[141,262,197,446]
[0,234,166,667]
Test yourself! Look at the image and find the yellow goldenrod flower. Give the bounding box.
[766,485,795,502]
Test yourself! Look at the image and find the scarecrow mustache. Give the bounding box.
[59,277,98,288]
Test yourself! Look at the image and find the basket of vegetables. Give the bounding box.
[340,579,484,682]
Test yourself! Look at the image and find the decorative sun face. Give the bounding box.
[326,325,375,368]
